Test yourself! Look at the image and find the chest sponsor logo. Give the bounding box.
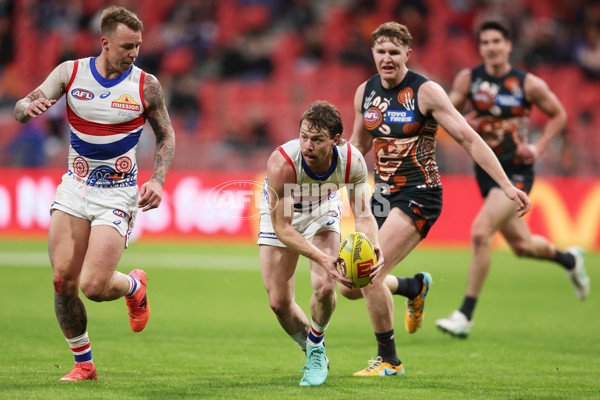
[495,94,522,107]
[111,94,141,111]
[385,110,414,123]
[71,89,94,100]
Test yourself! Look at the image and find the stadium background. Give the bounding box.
[0,0,599,250]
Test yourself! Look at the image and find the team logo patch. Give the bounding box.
[115,156,133,173]
[397,87,414,105]
[385,110,414,124]
[71,88,94,100]
[364,107,383,130]
[113,209,126,218]
[111,94,141,111]
[73,157,89,177]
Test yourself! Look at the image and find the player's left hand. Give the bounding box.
[516,143,538,165]
[138,179,163,211]
[368,246,384,282]
[504,186,531,217]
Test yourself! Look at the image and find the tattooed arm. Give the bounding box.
[138,73,176,212]
[14,61,71,123]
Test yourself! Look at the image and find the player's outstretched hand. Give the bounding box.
[25,98,57,118]
[138,179,163,212]
[329,256,354,289]
[504,186,530,217]
[368,246,384,282]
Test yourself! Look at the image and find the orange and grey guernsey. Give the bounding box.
[468,64,531,167]
[361,71,440,192]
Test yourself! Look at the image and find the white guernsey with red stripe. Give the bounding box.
[267,139,367,213]
[65,57,146,188]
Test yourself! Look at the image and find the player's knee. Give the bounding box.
[268,296,293,316]
[312,279,336,300]
[339,285,362,300]
[471,226,493,249]
[52,274,78,295]
[80,280,107,302]
[511,240,530,257]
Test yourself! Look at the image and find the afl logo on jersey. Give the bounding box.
[71,89,94,100]
[364,107,383,130]
[111,94,141,112]
[473,91,494,110]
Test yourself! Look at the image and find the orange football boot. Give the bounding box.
[126,269,150,332]
[405,272,432,333]
[353,356,405,376]
[59,362,97,381]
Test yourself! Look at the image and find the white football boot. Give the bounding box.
[435,310,473,338]
[565,247,590,300]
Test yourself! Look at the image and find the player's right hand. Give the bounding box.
[25,98,57,118]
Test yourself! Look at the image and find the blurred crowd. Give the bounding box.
[0,0,599,176]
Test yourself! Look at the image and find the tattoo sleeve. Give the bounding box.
[54,293,88,338]
[144,74,176,185]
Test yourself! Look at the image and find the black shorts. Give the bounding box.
[371,186,443,238]
[474,164,534,198]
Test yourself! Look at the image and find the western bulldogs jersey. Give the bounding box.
[263,139,368,213]
[65,57,146,188]
[468,64,531,166]
[362,71,441,192]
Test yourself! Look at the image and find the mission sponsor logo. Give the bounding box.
[71,88,94,100]
[111,94,141,111]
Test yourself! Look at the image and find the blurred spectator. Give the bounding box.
[168,75,202,134]
[7,119,46,166]
[573,22,600,80]
[219,33,273,80]
[0,0,14,68]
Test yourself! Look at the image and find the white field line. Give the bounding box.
[0,251,260,270]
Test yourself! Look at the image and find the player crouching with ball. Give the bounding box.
[257,100,383,386]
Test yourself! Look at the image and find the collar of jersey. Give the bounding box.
[90,57,133,88]
[301,145,338,181]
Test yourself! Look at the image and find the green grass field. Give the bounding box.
[0,239,598,399]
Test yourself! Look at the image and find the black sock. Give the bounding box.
[375,330,401,365]
[554,250,575,270]
[459,296,477,321]
[393,273,423,299]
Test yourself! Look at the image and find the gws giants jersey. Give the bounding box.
[362,71,440,192]
[66,57,146,188]
[263,139,368,213]
[468,64,531,166]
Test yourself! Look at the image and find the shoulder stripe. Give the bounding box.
[345,142,351,184]
[66,60,79,92]
[277,146,296,184]
[139,70,146,111]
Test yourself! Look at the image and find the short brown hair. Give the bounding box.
[300,100,344,139]
[478,20,511,41]
[100,6,143,37]
[372,22,413,47]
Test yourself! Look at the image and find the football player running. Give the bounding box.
[338,21,530,376]
[13,6,175,381]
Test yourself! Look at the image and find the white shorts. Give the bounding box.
[257,195,343,247]
[50,173,139,240]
